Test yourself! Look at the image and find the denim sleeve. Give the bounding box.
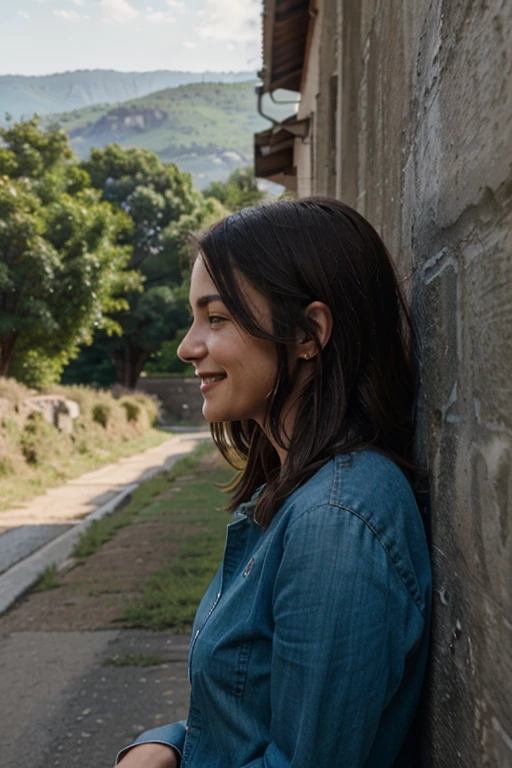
[240,504,424,768]
[115,721,187,765]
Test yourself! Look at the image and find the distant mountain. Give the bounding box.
[0,69,255,122]
[47,81,295,189]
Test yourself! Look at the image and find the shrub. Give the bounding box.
[0,455,14,476]
[20,411,64,465]
[92,402,111,428]
[0,379,165,506]
[120,398,141,423]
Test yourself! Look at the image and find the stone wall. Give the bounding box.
[136,377,206,426]
[297,1,512,764]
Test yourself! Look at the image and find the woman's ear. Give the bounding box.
[296,301,333,360]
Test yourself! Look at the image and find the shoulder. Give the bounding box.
[280,450,430,616]
[283,449,416,519]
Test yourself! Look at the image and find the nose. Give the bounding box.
[177,322,206,365]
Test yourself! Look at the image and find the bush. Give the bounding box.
[120,397,141,423]
[92,402,111,428]
[20,411,67,466]
[0,455,14,477]
[0,378,165,507]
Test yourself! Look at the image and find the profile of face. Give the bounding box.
[178,256,279,425]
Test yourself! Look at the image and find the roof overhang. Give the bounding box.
[254,114,310,189]
[258,0,312,94]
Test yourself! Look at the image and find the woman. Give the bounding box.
[117,198,431,768]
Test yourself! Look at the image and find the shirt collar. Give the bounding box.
[236,484,266,520]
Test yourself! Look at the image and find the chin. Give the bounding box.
[202,401,251,424]
[202,403,231,423]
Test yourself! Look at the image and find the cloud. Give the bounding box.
[70,0,86,5]
[17,10,31,17]
[183,41,197,48]
[166,0,185,7]
[53,8,86,20]
[99,0,139,23]
[145,9,176,23]
[196,0,260,43]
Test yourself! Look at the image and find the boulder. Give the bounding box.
[23,396,80,435]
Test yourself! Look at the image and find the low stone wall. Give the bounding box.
[136,377,206,426]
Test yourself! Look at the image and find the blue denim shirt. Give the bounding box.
[117,450,431,768]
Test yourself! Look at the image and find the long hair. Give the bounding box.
[198,197,416,528]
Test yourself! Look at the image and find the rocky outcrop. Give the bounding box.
[71,106,167,139]
[23,396,80,435]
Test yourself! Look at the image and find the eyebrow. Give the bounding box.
[195,294,224,308]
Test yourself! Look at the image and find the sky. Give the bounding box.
[0,0,262,76]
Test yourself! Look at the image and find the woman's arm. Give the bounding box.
[116,742,178,768]
[239,503,426,768]
[116,722,187,767]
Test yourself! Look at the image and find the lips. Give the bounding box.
[197,372,227,394]
[201,375,226,384]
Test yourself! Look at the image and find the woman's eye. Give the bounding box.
[209,315,227,326]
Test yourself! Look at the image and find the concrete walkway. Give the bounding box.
[0,431,211,615]
[0,628,190,768]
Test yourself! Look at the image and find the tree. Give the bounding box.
[0,119,139,385]
[66,144,228,388]
[203,166,265,211]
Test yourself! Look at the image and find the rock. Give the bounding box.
[23,395,80,434]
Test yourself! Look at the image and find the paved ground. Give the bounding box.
[0,629,190,768]
[0,524,72,574]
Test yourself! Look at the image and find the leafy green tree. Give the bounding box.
[203,166,265,211]
[0,119,139,385]
[66,144,227,388]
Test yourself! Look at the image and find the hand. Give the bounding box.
[117,742,179,768]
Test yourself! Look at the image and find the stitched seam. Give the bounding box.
[334,503,425,618]
[286,502,426,620]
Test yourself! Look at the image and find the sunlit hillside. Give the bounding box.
[47,81,295,189]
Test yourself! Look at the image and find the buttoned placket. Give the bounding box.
[187,514,252,683]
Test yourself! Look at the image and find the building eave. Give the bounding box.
[258,0,312,94]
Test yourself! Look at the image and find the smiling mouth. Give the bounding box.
[200,375,226,385]
[199,374,227,393]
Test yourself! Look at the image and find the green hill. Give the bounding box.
[0,69,255,122]
[48,81,295,189]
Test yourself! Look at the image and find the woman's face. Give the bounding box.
[178,256,278,425]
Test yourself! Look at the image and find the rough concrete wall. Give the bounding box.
[311,0,512,764]
[136,377,205,426]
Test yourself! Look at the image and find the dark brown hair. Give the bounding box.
[198,197,416,528]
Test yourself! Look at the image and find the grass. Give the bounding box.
[0,377,170,511]
[71,439,219,561]
[119,460,232,631]
[102,653,167,667]
[24,440,234,633]
[0,426,171,511]
[34,563,59,592]
[67,439,233,632]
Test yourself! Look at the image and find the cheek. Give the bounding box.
[240,345,278,387]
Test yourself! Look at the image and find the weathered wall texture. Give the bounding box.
[136,377,205,426]
[298,0,512,765]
